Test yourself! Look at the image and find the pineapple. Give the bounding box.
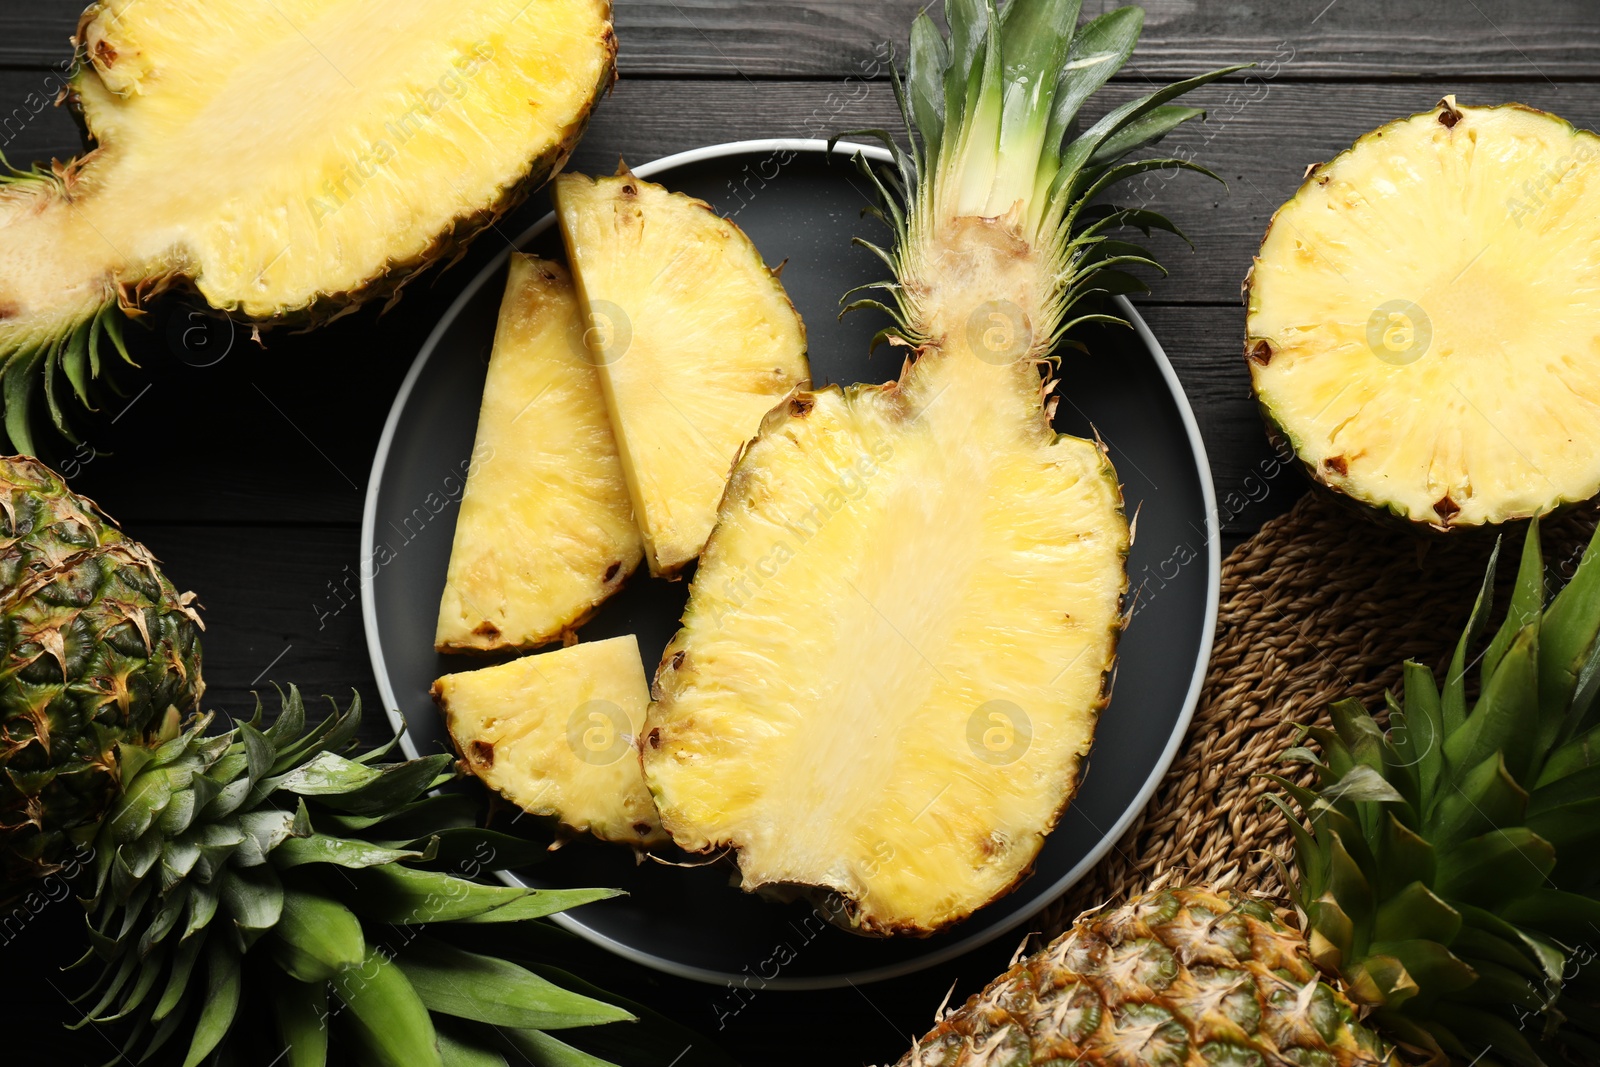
[554,170,810,576]
[641,0,1238,934]
[0,455,203,889]
[1246,98,1600,529]
[0,0,616,453]
[436,255,641,653]
[432,635,665,847]
[0,457,642,1067]
[894,518,1600,1067]
[893,884,1392,1067]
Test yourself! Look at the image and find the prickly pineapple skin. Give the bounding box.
[433,635,664,847]
[1247,99,1600,529]
[554,171,810,576]
[895,887,1393,1067]
[435,255,642,652]
[0,456,203,889]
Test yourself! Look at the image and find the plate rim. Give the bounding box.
[359,137,1221,989]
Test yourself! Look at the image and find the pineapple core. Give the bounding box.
[555,172,811,576]
[436,255,641,652]
[1249,100,1600,527]
[433,635,664,847]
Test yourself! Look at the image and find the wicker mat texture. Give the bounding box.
[1041,490,1599,937]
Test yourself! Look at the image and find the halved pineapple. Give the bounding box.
[432,635,664,847]
[436,255,641,652]
[554,171,810,576]
[1247,98,1600,528]
[0,0,615,451]
[640,0,1229,935]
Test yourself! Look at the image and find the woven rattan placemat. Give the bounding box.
[1041,490,1599,935]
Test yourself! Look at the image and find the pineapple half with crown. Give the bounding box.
[0,456,651,1067]
[435,255,641,653]
[894,517,1600,1066]
[1247,98,1600,529]
[555,169,811,576]
[433,634,665,847]
[641,0,1242,935]
[0,0,616,453]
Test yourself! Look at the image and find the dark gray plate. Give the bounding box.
[362,140,1219,989]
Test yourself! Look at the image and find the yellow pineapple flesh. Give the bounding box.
[435,255,641,652]
[1248,98,1600,528]
[0,0,615,449]
[554,171,810,576]
[432,635,664,847]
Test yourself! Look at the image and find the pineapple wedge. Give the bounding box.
[436,255,641,652]
[433,635,664,847]
[554,171,810,576]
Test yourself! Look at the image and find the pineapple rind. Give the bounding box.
[645,370,1128,935]
[554,171,810,576]
[893,886,1394,1067]
[434,635,665,847]
[1248,99,1600,529]
[435,255,641,652]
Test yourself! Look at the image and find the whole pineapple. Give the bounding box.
[0,456,652,1067]
[0,455,203,888]
[899,884,1391,1066]
[896,519,1600,1066]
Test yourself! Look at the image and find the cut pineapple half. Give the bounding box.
[436,255,641,653]
[645,373,1128,934]
[1248,98,1600,528]
[432,635,664,847]
[554,171,810,576]
[641,0,1230,935]
[0,0,615,451]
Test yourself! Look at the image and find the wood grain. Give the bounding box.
[4,1,1598,78]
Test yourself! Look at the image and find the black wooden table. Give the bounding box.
[4,2,1597,1063]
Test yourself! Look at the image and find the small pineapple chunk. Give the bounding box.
[435,254,642,652]
[432,635,664,846]
[554,170,810,576]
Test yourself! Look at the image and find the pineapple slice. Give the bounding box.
[1248,98,1600,528]
[436,255,641,652]
[432,635,664,847]
[554,171,810,576]
[641,0,1229,935]
[0,0,614,451]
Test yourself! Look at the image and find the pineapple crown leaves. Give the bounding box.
[72,686,636,1067]
[1278,519,1600,1067]
[0,153,140,456]
[836,0,1246,357]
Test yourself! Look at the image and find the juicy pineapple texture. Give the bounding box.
[554,172,810,575]
[436,255,641,652]
[1248,98,1600,528]
[645,342,1128,934]
[0,0,613,425]
[433,635,664,846]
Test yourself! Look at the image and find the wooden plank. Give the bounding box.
[134,524,386,720]
[3,1,1598,78]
